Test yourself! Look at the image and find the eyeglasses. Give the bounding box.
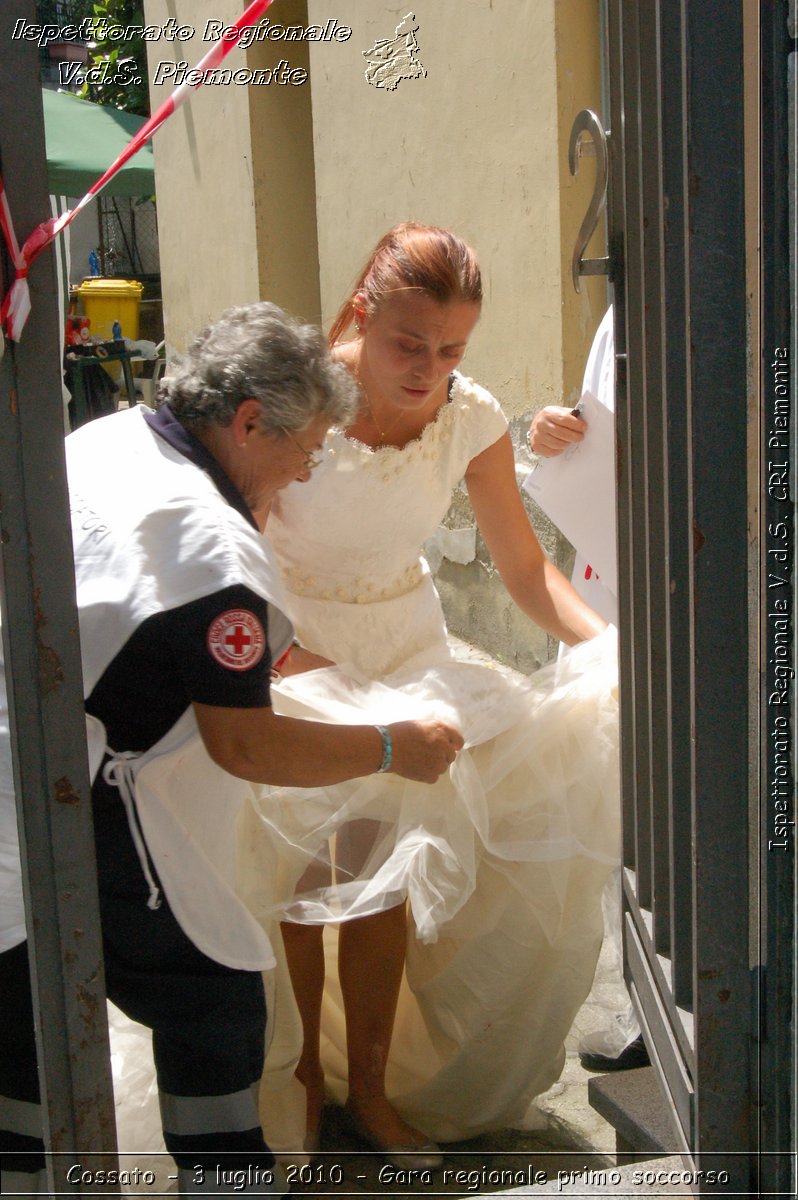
[280,427,324,471]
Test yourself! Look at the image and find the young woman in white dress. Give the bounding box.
[253,224,620,1163]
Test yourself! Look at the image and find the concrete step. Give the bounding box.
[587,1066,681,1161]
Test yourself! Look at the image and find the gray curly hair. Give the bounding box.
[158,302,358,432]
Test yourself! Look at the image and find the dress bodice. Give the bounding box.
[268,371,508,606]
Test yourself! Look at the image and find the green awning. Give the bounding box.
[42,88,155,198]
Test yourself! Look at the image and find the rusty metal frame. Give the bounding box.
[0,3,118,1190]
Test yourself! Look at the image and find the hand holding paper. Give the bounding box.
[523,387,617,594]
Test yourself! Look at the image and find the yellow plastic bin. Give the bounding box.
[75,278,144,342]
[75,278,143,393]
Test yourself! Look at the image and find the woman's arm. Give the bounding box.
[193,703,462,786]
[465,432,606,646]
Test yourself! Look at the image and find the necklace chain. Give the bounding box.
[362,391,405,443]
[354,346,405,444]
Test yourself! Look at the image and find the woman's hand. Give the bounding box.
[387,720,464,782]
[528,406,586,457]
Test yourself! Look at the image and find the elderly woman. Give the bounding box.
[0,303,461,1199]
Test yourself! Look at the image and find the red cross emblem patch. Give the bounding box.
[207,609,266,671]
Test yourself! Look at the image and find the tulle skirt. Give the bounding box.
[240,627,620,1145]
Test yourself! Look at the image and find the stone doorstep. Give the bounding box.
[586,1067,681,1161]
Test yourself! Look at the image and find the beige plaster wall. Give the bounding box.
[144,0,258,350]
[247,0,321,323]
[144,0,319,350]
[554,1,607,406]
[146,0,605,386]
[306,0,564,418]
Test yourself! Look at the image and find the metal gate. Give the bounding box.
[600,1,795,1193]
[0,4,118,1190]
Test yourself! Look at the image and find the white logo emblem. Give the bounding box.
[207,609,266,671]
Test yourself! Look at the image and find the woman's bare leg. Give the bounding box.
[339,904,429,1147]
[280,921,326,1140]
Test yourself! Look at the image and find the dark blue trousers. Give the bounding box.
[1,774,273,1178]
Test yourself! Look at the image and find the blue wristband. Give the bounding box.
[375,725,393,773]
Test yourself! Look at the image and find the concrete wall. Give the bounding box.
[145,0,259,350]
[554,1,607,406]
[246,1,321,322]
[144,0,319,349]
[308,0,565,416]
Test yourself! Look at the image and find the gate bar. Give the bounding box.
[0,6,118,1190]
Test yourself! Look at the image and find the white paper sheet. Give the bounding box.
[523,388,617,594]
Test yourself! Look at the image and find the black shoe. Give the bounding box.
[579,1033,650,1073]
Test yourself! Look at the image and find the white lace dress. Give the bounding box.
[243,371,620,1144]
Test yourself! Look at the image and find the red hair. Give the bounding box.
[328,222,482,347]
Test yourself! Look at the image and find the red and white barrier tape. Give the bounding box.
[1,0,272,343]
